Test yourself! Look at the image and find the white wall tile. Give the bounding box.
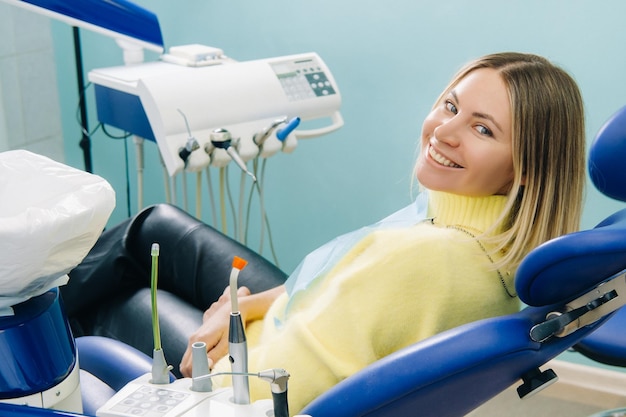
[18,49,62,143]
[0,3,63,161]
[21,135,65,163]
[12,7,53,54]
[0,4,16,58]
[0,56,25,148]
[0,82,8,152]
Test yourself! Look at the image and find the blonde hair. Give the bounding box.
[429,52,586,271]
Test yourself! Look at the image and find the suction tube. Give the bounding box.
[150,243,171,384]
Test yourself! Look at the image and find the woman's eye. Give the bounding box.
[476,125,493,136]
[445,100,457,114]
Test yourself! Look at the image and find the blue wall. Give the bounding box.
[51,0,626,276]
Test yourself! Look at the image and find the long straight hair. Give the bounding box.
[429,52,586,271]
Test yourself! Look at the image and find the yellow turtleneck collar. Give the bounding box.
[426,190,509,234]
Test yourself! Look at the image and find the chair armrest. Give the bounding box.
[76,336,172,392]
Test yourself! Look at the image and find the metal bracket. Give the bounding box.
[530,270,626,342]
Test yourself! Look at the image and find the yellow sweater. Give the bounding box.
[215,191,520,414]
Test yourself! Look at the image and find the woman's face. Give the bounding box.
[416,68,515,197]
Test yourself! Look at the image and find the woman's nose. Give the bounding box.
[433,117,461,147]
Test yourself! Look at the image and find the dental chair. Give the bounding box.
[4,106,626,417]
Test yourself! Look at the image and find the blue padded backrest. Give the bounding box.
[589,105,626,202]
[517,106,626,306]
[516,208,626,306]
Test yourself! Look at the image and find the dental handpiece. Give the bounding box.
[229,256,250,404]
[258,368,290,417]
[276,117,301,141]
[192,368,290,417]
[253,116,301,145]
[210,128,257,182]
[177,109,200,165]
[253,118,287,145]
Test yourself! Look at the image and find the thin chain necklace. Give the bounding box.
[443,223,518,298]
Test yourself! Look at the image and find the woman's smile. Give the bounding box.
[427,144,463,168]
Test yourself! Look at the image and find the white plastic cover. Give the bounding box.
[0,150,116,315]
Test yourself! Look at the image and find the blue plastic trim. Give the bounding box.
[18,0,164,49]
[94,85,155,141]
[0,289,76,399]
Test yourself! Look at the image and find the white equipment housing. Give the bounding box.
[89,50,343,176]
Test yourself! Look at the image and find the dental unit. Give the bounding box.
[6,1,626,417]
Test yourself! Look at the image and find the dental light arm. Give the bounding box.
[0,0,164,53]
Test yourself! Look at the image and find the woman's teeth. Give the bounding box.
[429,146,462,168]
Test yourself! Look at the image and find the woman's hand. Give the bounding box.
[179,285,250,377]
[179,285,286,377]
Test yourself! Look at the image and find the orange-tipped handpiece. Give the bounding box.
[230,256,249,313]
[228,255,251,404]
[232,256,248,270]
